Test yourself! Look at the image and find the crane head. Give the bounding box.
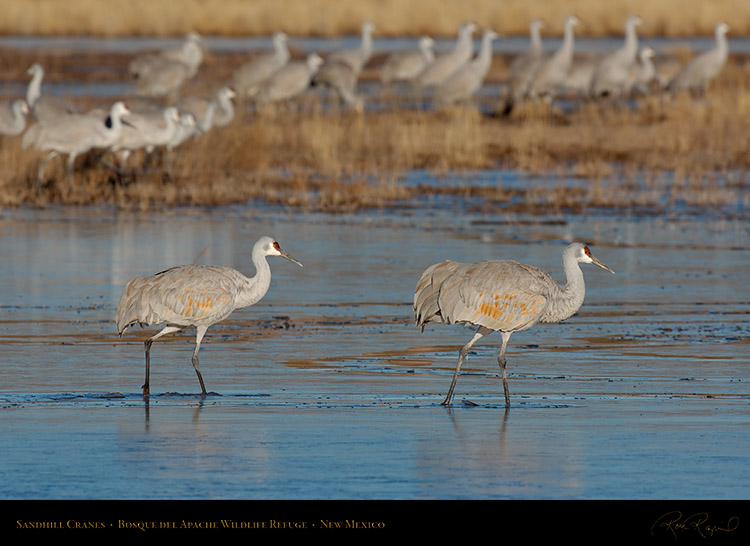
[581,244,615,274]
[270,240,303,268]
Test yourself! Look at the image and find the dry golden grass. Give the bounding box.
[2,0,749,37]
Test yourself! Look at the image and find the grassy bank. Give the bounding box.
[2,65,748,214]
[1,0,748,38]
[0,17,748,215]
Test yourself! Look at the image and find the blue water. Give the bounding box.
[1,202,748,501]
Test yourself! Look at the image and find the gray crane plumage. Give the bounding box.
[380,36,435,85]
[26,63,77,122]
[414,242,614,407]
[527,15,579,101]
[253,53,324,106]
[666,22,729,96]
[0,99,29,136]
[502,19,545,113]
[325,21,375,76]
[22,101,130,190]
[628,46,659,94]
[129,32,203,81]
[232,32,290,98]
[133,59,192,101]
[110,106,181,169]
[131,33,203,101]
[563,56,598,95]
[178,86,236,131]
[434,29,497,108]
[312,59,365,112]
[415,22,477,89]
[116,236,303,397]
[590,14,642,98]
[157,111,199,181]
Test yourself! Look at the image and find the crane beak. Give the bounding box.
[591,255,615,274]
[280,249,303,268]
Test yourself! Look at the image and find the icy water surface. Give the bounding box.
[0,202,749,502]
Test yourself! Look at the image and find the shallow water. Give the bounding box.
[1,200,748,501]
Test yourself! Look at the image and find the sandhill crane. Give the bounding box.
[666,22,729,97]
[253,53,324,107]
[526,15,579,102]
[628,46,659,95]
[232,32,290,99]
[130,33,204,101]
[590,14,643,98]
[414,242,614,408]
[415,22,477,89]
[158,111,199,181]
[312,59,365,112]
[25,63,77,122]
[206,86,236,128]
[163,32,204,72]
[325,21,375,76]
[502,19,545,114]
[129,32,203,81]
[22,101,130,191]
[434,29,498,108]
[0,99,29,136]
[178,86,236,131]
[116,236,303,397]
[563,55,599,96]
[380,36,435,86]
[110,106,181,171]
[133,59,193,101]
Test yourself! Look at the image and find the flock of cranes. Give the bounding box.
[0,15,732,190]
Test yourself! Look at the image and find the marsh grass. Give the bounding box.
[2,0,748,37]
[1,40,749,215]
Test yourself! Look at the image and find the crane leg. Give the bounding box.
[143,326,181,397]
[497,332,512,408]
[192,325,208,396]
[36,151,58,193]
[66,154,76,191]
[441,327,490,406]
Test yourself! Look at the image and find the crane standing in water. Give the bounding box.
[116,237,303,397]
[414,242,614,408]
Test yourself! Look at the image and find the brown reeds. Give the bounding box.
[1,0,748,38]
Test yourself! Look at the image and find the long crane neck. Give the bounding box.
[623,20,639,59]
[421,40,435,63]
[556,20,576,63]
[360,26,373,59]
[455,26,474,58]
[274,36,289,61]
[474,33,495,75]
[530,24,543,56]
[217,91,235,121]
[27,69,42,107]
[715,27,728,59]
[236,249,273,309]
[542,255,586,323]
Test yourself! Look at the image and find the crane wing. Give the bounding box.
[415,259,553,333]
[116,265,241,333]
[414,260,464,330]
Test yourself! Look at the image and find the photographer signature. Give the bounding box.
[651,511,739,539]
